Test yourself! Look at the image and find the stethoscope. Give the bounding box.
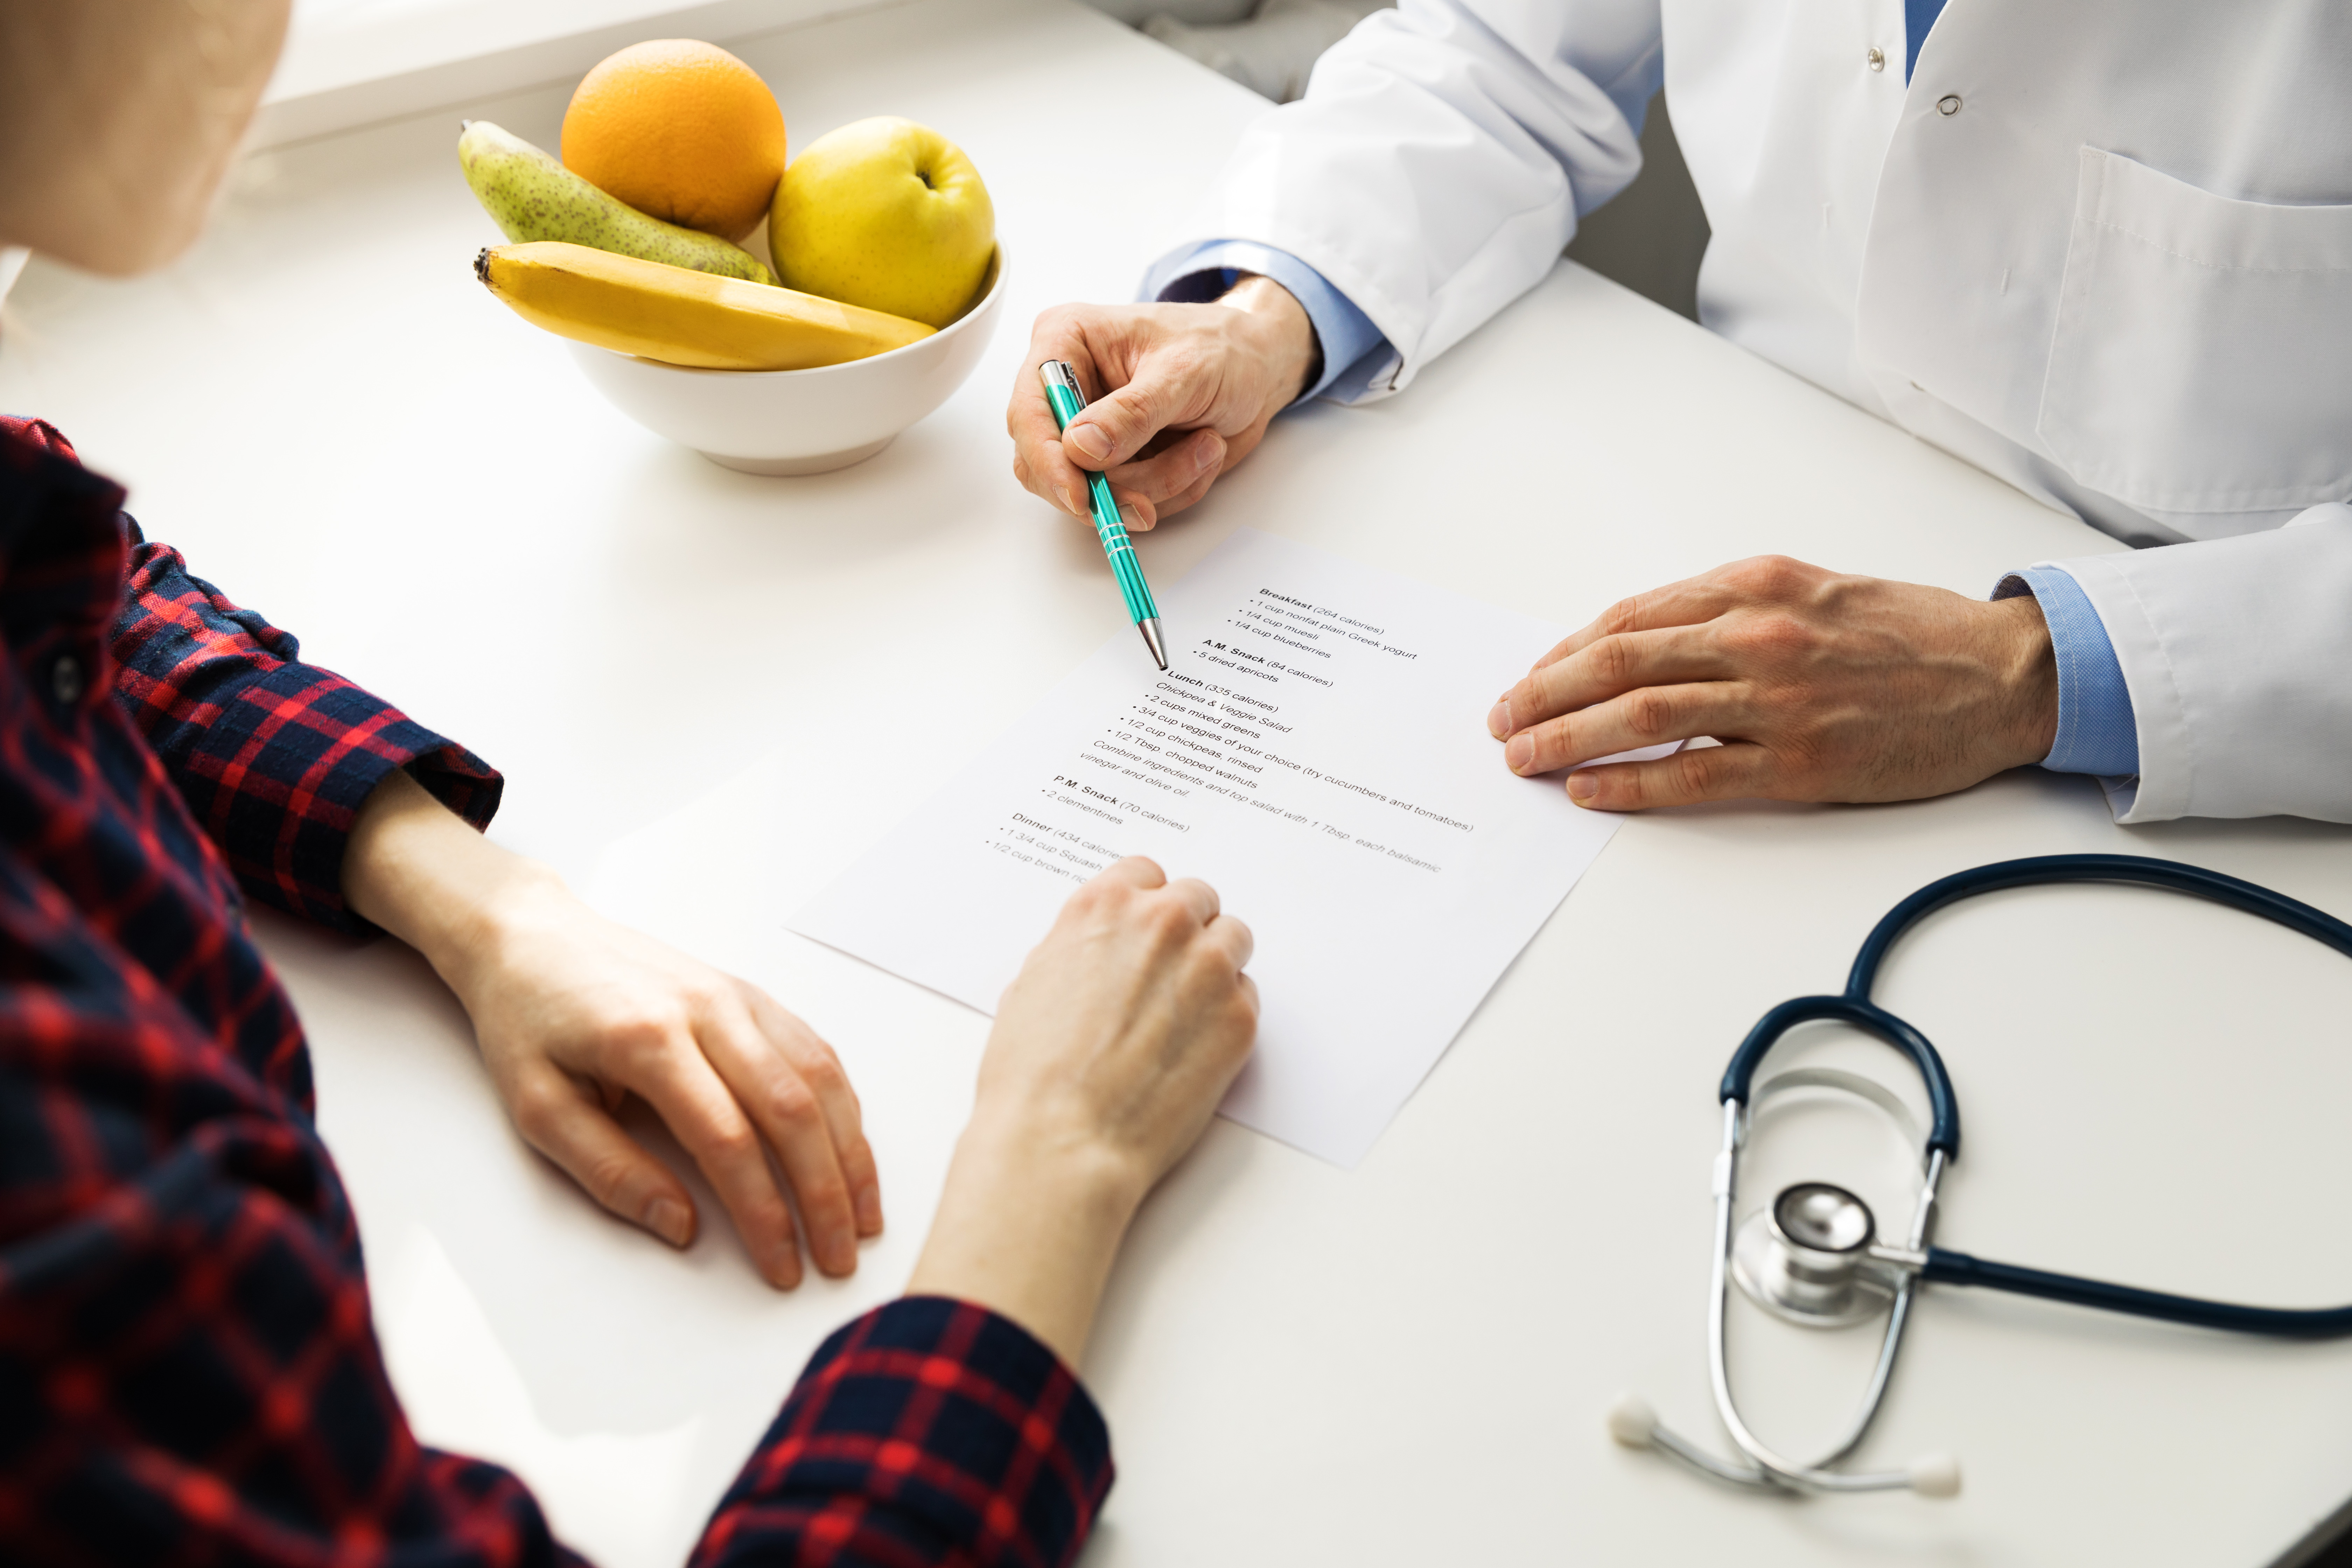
[1607,853,2352,1499]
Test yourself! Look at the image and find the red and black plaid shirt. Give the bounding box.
[0,417,1112,1567]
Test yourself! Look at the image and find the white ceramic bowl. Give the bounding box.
[567,245,1006,475]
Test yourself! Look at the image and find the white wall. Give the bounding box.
[259,0,1264,147]
[261,0,918,146]
[1080,0,1256,22]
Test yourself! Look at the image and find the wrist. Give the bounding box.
[1993,593,2059,767]
[342,767,568,993]
[1217,272,1320,406]
[906,1108,1147,1366]
[424,853,570,999]
[958,1105,1152,1227]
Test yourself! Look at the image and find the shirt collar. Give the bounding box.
[0,417,132,650]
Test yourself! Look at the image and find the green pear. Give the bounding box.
[457,120,776,287]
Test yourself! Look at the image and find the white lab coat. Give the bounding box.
[1156,0,2352,824]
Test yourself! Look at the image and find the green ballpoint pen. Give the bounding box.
[1040,359,1169,671]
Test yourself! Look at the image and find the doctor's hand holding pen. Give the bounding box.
[1010,289,2064,816]
[1008,276,1319,532]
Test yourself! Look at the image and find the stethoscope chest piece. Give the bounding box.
[1610,853,2352,1501]
[1732,1182,1918,1328]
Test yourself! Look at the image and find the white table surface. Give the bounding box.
[8,2,2352,1563]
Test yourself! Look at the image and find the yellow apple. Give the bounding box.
[770,117,995,330]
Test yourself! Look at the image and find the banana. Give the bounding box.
[475,241,936,371]
[458,120,777,287]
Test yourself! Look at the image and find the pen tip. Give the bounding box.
[1139,618,1169,671]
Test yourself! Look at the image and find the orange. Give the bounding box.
[561,41,785,244]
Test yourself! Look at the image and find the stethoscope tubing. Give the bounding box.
[1843,854,2352,1001]
[1921,1248,2352,1337]
[1729,853,2352,1340]
[1639,853,2352,1499]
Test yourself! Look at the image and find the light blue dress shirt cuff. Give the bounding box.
[1143,240,1392,406]
[1992,565,2139,776]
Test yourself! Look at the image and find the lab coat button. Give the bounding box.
[50,655,83,705]
[1867,48,1885,71]
[1937,94,1962,116]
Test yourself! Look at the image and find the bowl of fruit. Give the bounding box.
[463,42,1005,475]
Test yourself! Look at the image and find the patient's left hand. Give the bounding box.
[445,874,883,1289]
[343,769,881,1289]
[1486,555,2058,810]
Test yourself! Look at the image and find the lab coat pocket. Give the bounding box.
[2037,147,2352,518]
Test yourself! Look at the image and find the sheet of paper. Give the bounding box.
[792,528,1642,1167]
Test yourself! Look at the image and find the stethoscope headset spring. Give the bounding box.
[1607,852,2352,1498]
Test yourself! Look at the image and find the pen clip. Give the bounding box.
[1039,359,1085,406]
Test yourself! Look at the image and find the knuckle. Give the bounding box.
[1596,596,1644,637]
[765,1079,822,1130]
[1673,747,1723,798]
[507,1080,569,1144]
[1184,939,1238,988]
[1728,611,1813,662]
[581,1149,640,1205]
[1589,634,1636,687]
[671,977,727,1017]
[1720,556,1775,595]
[1624,687,1678,739]
[1145,896,1195,942]
[1745,554,1815,599]
[608,1011,686,1070]
[797,1050,849,1098]
[705,1118,761,1166]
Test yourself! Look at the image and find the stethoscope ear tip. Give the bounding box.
[1907,1452,1962,1498]
[1605,1394,1660,1449]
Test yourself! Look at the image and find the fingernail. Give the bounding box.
[1487,700,1512,739]
[644,1197,692,1247]
[1196,430,1225,470]
[855,1183,884,1234]
[1568,771,1597,802]
[1505,734,1534,774]
[1119,502,1148,532]
[1066,422,1111,462]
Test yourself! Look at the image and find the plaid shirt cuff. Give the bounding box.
[111,540,502,932]
[696,1296,1113,1568]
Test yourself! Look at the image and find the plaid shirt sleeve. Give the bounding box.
[697,1296,1115,1568]
[107,535,503,931]
[0,933,582,1567]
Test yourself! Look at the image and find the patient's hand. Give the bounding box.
[909,856,1258,1363]
[1488,555,2059,811]
[344,770,881,1289]
[1007,276,1316,532]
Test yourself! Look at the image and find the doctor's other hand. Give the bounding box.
[343,770,882,1290]
[909,856,1258,1363]
[1488,556,2059,811]
[1007,276,1317,532]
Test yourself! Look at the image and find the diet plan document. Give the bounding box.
[793,528,1641,1167]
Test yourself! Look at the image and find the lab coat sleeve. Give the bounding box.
[1141,0,1663,405]
[2044,503,2352,824]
